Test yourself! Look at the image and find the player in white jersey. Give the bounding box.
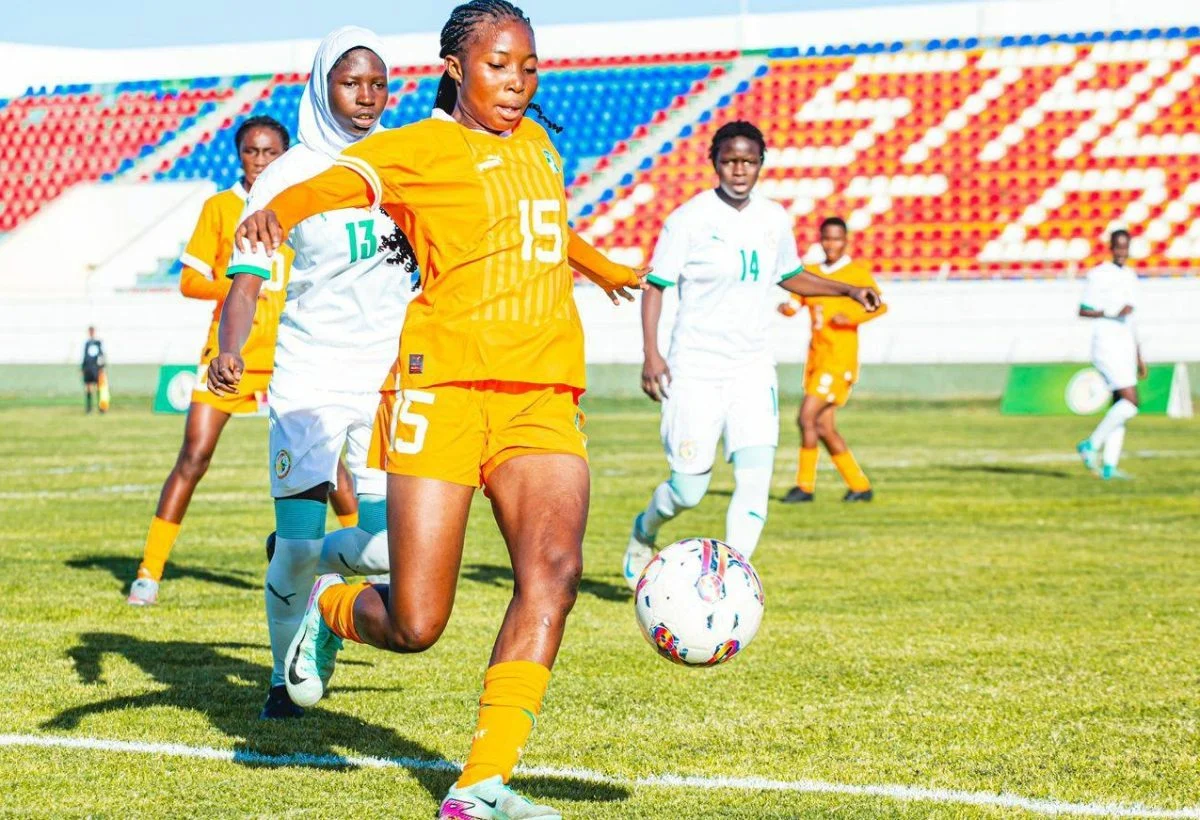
[209,27,418,718]
[1076,229,1146,480]
[622,121,880,588]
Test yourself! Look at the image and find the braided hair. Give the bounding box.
[708,120,766,165]
[235,115,290,152]
[434,0,562,133]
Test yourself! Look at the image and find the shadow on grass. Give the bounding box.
[44,632,629,806]
[66,554,259,593]
[944,464,1074,479]
[461,563,629,603]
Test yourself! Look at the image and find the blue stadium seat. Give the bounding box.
[1184,26,1199,38]
[888,41,903,52]
[926,39,943,51]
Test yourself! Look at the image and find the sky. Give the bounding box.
[3,0,957,49]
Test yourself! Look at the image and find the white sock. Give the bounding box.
[641,472,710,537]
[725,447,774,560]
[1088,399,1138,449]
[265,537,323,687]
[1102,424,1126,469]
[317,527,390,575]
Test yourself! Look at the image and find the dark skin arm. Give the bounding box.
[640,283,670,401]
[780,268,881,310]
[206,274,263,396]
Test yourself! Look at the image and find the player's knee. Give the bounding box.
[524,549,583,615]
[384,615,447,653]
[176,445,213,481]
[668,471,710,509]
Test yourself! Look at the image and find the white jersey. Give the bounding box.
[230,143,418,393]
[649,190,802,379]
[1080,261,1138,355]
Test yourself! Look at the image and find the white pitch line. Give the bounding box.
[1,733,1196,818]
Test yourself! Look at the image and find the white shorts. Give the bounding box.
[660,365,779,474]
[1092,338,1138,391]
[268,383,385,498]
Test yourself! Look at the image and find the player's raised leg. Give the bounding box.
[817,403,872,501]
[128,402,231,605]
[1083,386,1139,479]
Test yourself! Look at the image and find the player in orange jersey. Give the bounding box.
[780,216,888,503]
[209,4,643,815]
[128,116,357,607]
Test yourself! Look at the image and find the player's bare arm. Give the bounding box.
[779,269,880,311]
[639,282,670,401]
[207,273,263,395]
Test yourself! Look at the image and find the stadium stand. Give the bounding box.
[2,28,1199,281]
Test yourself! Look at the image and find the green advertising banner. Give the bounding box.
[1001,363,1193,417]
[153,364,199,414]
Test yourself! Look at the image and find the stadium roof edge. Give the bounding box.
[1,0,1196,96]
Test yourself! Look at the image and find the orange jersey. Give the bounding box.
[179,183,292,372]
[266,114,584,391]
[800,258,886,383]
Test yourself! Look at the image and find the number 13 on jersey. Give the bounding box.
[518,199,562,263]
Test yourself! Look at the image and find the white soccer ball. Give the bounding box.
[634,537,764,667]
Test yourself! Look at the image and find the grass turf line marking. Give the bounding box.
[2,733,1197,818]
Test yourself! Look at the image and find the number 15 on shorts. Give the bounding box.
[389,390,434,455]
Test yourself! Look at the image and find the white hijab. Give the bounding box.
[298,26,388,157]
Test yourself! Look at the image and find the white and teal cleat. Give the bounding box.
[1076,440,1099,472]
[438,776,561,819]
[284,573,346,708]
[126,576,159,606]
[1101,465,1132,480]
[621,512,656,592]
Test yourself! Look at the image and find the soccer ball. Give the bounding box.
[634,537,764,667]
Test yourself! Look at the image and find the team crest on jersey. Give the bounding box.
[274,449,292,479]
[408,354,424,375]
[678,440,697,462]
[542,149,560,175]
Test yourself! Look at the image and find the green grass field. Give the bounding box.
[1,395,1197,818]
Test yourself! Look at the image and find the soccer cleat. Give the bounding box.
[438,776,561,819]
[781,486,814,503]
[259,684,304,720]
[1101,465,1132,480]
[621,513,655,591]
[126,577,159,606]
[283,573,346,708]
[265,531,276,562]
[1076,440,1099,472]
[843,489,874,502]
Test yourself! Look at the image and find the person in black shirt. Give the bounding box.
[81,326,106,414]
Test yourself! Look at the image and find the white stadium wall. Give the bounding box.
[3,277,1196,366]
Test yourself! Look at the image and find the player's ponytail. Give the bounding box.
[434,71,458,115]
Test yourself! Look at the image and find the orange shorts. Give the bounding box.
[369,381,588,488]
[191,367,271,415]
[804,363,855,408]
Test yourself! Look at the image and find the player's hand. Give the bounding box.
[641,353,671,402]
[236,209,284,257]
[207,351,244,396]
[1118,304,1134,318]
[605,266,653,304]
[829,312,853,328]
[1138,358,1148,380]
[850,287,882,311]
[777,301,798,317]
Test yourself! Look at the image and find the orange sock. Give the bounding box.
[138,516,181,581]
[457,660,551,788]
[317,581,370,643]
[796,447,818,491]
[832,450,871,492]
[336,511,359,529]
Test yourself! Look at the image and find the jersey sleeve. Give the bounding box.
[1079,269,1102,312]
[335,130,423,214]
[179,198,221,280]
[774,211,804,283]
[227,159,315,280]
[835,265,887,326]
[646,209,690,288]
